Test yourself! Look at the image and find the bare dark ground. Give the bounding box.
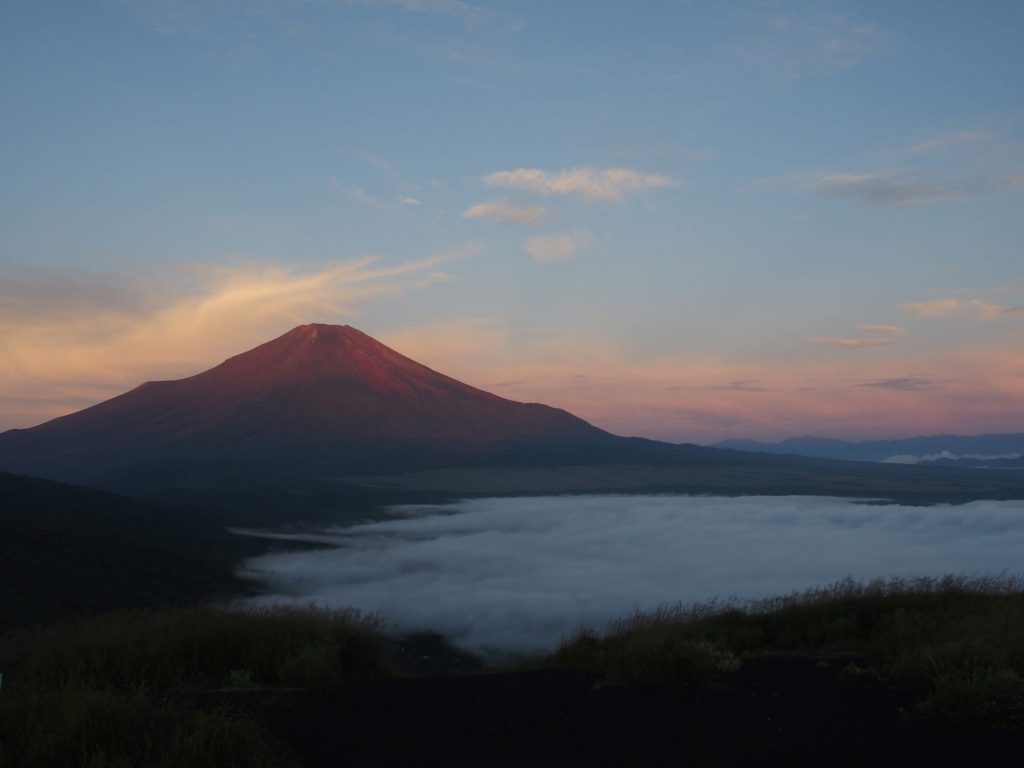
[198,653,1024,767]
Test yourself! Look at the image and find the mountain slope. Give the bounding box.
[4,324,1024,507]
[0,324,617,485]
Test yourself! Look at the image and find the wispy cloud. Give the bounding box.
[108,0,211,37]
[0,268,146,326]
[484,167,676,201]
[758,131,1024,209]
[857,324,906,336]
[208,217,301,233]
[356,149,402,181]
[0,249,473,429]
[971,300,1021,319]
[347,153,425,208]
[366,0,492,24]
[903,298,961,317]
[523,230,593,263]
[113,0,491,38]
[903,297,1024,320]
[909,131,992,156]
[373,317,1024,443]
[329,179,387,209]
[997,174,1024,190]
[463,200,547,226]
[813,172,967,207]
[730,8,889,80]
[857,377,946,392]
[809,337,895,348]
[671,379,769,393]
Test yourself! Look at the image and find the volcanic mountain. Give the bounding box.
[0,324,620,486]
[7,324,1024,510]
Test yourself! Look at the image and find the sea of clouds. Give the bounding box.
[238,495,1024,654]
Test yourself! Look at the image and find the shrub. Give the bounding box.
[0,688,287,768]
[228,669,257,689]
[554,625,738,687]
[0,603,392,768]
[1,604,390,692]
[602,634,739,687]
[547,575,1024,727]
[916,667,1023,726]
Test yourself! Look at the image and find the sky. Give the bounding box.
[2,0,1023,442]
[241,494,1024,653]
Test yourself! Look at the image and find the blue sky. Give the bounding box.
[2,1,1022,441]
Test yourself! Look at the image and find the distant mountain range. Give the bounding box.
[713,434,1024,466]
[3,323,1024,512]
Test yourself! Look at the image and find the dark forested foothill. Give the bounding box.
[0,472,273,629]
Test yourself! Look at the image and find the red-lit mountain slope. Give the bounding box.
[7,325,1012,508]
[0,324,614,484]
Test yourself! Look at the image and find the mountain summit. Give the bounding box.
[0,324,611,485]
[5,324,1024,509]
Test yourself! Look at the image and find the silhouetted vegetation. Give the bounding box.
[0,472,283,630]
[0,689,284,768]
[4,579,1024,766]
[0,605,390,767]
[549,575,1024,727]
[2,605,390,691]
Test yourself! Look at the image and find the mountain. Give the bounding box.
[0,324,628,487]
[713,434,1024,465]
[4,323,1024,510]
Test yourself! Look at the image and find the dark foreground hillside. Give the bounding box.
[213,577,1024,767]
[208,657,1023,767]
[0,472,281,629]
[3,580,1024,767]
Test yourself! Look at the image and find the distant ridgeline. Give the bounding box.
[2,324,1024,511]
[713,434,1024,467]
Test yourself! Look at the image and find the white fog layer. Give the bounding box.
[239,495,1024,654]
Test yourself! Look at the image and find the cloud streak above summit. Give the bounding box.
[0,252,469,427]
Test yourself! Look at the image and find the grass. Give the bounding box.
[5,577,1024,764]
[2,604,390,691]
[0,689,283,768]
[0,604,391,768]
[548,575,1024,727]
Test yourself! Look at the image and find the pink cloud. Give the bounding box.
[809,337,895,348]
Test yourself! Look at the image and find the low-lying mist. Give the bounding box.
[239,495,1024,654]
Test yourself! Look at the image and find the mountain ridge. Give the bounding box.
[4,324,1024,510]
[0,324,618,485]
[713,433,1024,464]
